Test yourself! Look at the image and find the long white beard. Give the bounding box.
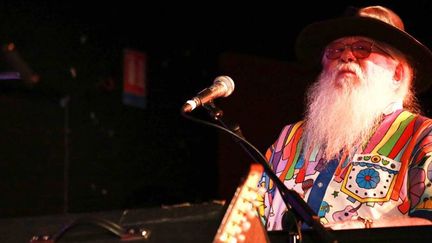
[303,63,399,160]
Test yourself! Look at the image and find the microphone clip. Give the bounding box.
[203,102,224,120]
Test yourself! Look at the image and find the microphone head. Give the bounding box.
[214,75,235,97]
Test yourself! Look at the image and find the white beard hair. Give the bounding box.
[303,62,399,160]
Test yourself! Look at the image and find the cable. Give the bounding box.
[52,217,124,242]
[180,110,268,164]
[30,216,150,242]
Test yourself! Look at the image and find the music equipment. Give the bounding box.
[182,75,235,113]
[213,163,269,243]
[0,203,223,243]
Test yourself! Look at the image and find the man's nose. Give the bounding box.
[340,48,357,62]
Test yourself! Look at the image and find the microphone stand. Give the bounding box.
[202,102,336,243]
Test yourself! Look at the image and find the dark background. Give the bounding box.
[0,1,432,218]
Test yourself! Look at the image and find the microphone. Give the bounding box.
[182,76,235,113]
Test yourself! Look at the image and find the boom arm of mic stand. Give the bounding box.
[203,103,335,243]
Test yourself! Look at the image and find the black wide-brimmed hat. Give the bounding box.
[295,5,432,93]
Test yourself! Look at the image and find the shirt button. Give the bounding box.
[317,182,323,188]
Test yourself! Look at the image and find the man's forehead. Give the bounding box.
[329,36,374,45]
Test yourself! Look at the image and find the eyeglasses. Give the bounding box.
[325,40,394,60]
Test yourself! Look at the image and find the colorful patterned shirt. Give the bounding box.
[258,109,432,230]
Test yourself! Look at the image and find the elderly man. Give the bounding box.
[259,5,432,230]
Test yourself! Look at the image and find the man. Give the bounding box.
[258,5,432,230]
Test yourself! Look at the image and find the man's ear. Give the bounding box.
[393,63,404,84]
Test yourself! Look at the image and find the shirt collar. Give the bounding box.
[383,99,403,115]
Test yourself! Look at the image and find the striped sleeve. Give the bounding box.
[408,117,432,219]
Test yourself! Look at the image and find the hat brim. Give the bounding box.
[295,16,432,93]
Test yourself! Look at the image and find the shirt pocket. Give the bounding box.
[340,153,401,204]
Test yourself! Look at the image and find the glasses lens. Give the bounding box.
[326,43,345,59]
[352,41,372,58]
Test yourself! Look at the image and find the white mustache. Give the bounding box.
[335,63,362,74]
